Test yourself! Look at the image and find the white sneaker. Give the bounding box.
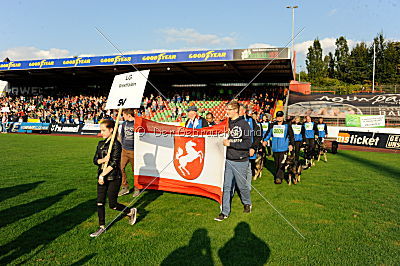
[128,208,137,225]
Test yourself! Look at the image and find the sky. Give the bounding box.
[0,0,399,71]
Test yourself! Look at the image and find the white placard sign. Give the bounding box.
[105,70,150,110]
[360,115,385,128]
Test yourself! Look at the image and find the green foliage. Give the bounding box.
[305,33,400,88]
[306,39,327,80]
[0,134,399,264]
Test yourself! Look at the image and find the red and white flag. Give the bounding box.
[134,117,228,203]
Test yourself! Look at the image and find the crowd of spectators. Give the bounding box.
[0,88,284,125]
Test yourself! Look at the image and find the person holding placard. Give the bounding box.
[262,111,294,184]
[118,109,140,197]
[91,119,137,238]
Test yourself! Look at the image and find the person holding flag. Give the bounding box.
[90,119,137,238]
[215,101,252,221]
[185,106,209,129]
[118,109,140,197]
[262,111,294,184]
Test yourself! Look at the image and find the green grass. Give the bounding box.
[0,134,399,265]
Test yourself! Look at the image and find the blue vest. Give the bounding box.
[291,124,303,142]
[317,123,327,138]
[261,122,269,137]
[187,118,203,129]
[304,122,315,139]
[264,123,290,152]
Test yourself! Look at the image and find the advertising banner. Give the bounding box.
[81,123,100,135]
[233,48,290,60]
[345,115,385,128]
[288,92,400,118]
[20,122,51,133]
[337,130,400,150]
[51,123,82,134]
[0,49,234,71]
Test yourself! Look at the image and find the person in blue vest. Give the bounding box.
[260,115,272,156]
[262,111,294,184]
[185,106,209,129]
[291,116,303,162]
[239,104,262,187]
[316,117,328,142]
[301,115,318,162]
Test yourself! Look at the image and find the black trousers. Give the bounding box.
[97,178,129,226]
[305,138,315,159]
[273,152,286,181]
[294,141,302,162]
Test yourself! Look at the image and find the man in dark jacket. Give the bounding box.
[215,101,252,221]
[185,106,209,128]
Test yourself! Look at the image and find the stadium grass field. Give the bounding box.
[0,134,399,265]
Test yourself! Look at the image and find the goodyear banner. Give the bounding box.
[0,50,233,71]
[337,130,400,150]
[133,117,228,203]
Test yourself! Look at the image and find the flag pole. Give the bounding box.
[103,107,123,169]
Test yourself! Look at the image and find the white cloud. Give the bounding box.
[248,43,277,48]
[0,46,70,61]
[161,28,237,47]
[294,37,359,57]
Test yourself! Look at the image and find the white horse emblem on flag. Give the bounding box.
[173,137,205,180]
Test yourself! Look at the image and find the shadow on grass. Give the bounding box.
[161,228,213,266]
[0,189,75,229]
[218,222,270,266]
[134,153,163,224]
[0,181,45,203]
[336,152,400,181]
[161,223,270,266]
[0,199,96,265]
[71,253,96,266]
[264,158,275,177]
[134,190,164,224]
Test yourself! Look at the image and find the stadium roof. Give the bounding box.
[0,48,294,86]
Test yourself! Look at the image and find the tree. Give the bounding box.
[348,42,370,84]
[306,39,326,80]
[382,41,400,84]
[327,52,335,78]
[334,36,350,82]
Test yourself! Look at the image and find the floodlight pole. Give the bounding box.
[372,41,376,93]
[287,5,298,63]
